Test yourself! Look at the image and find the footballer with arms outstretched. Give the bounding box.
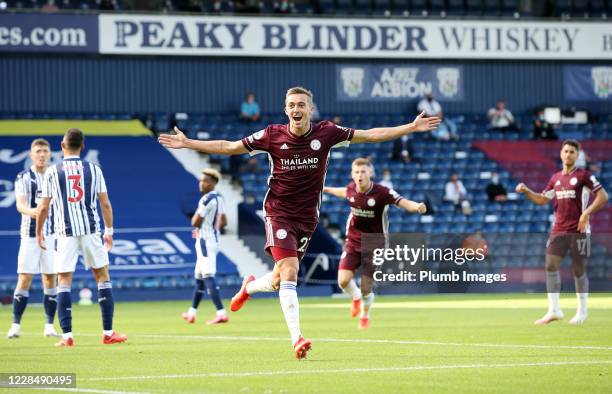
[324,158,426,329]
[516,139,608,325]
[158,86,440,359]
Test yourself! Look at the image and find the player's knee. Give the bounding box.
[279,265,298,282]
[338,277,350,289]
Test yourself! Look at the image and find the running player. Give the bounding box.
[36,128,127,346]
[158,86,440,358]
[7,138,59,339]
[323,158,426,329]
[516,139,608,325]
[181,168,229,325]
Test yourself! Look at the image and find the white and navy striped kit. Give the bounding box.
[196,191,224,243]
[15,166,54,238]
[41,156,107,237]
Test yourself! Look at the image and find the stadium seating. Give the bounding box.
[3,0,607,18]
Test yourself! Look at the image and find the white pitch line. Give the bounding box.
[22,332,612,351]
[116,333,612,352]
[86,360,612,381]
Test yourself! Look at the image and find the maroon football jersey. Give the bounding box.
[542,168,603,233]
[242,121,354,224]
[344,181,404,251]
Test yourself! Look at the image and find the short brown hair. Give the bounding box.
[202,168,221,183]
[31,138,50,150]
[286,86,313,105]
[64,128,84,150]
[562,139,580,152]
[352,157,372,168]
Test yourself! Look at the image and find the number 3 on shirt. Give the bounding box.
[68,174,84,202]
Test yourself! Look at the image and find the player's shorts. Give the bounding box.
[195,238,219,278]
[55,233,109,273]
[264,217,317,262]
[17,236,56,275]
[339,247,375,279]
[546,233,590,260]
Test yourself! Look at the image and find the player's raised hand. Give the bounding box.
[417,202,427,214]
[158,126,188,149]
[577,212,590,233]
[37,233,46,250]
[412,111,441,132]
[103,234,113,251]
[515,183,528,193]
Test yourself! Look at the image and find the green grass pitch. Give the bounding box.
[1,293,611,393]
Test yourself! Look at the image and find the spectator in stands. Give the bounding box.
[379,169,394,190]
[42,0,59,12]
[487,100,519,131]
[486,172,508,202]
[417,92,457,140]
[274,0,291,13]
[240,92,260,122]
[533,109,558,140]
[444,173,472,215]
[311,102,321,121]
[332,115,342,125]
[392,135,417,163]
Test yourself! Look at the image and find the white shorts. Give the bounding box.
[17,236,56,275]
[55,233,109,273]
[194,238,219,278]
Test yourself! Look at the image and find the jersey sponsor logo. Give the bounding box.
[367,198,376,207]
[310,139,321,151]
[570,177,578,186]
[276,229,287,240]
[279,156,319,170]
[556,190,576,199]
[351,207,375,218]
[280,143,289,150]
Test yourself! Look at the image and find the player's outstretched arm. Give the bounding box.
[351,112,441,144]
[323,187,347,199]
[35,197,51,249]
[515,183,550,205]
[398,199,427,214]
[578,188,609,232]
[158,126,248,155]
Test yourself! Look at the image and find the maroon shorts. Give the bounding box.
[339,247,375,279]
[546,233,589,260]
[264,217,317,262]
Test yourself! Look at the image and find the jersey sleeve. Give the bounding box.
[241,127,270,155]
[95,166,108,194]
[327,121,355,149]
[582,170,603,194]
[41,168,53,198]
[217,196,226,214]
[542,176,556,200]
[380,185,404,205]
[196,196,207,218]
[14,173,26,198]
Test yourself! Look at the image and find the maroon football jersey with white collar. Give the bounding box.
[242,121,354,224]
[542,167,602,233]
[344,181,404,251]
